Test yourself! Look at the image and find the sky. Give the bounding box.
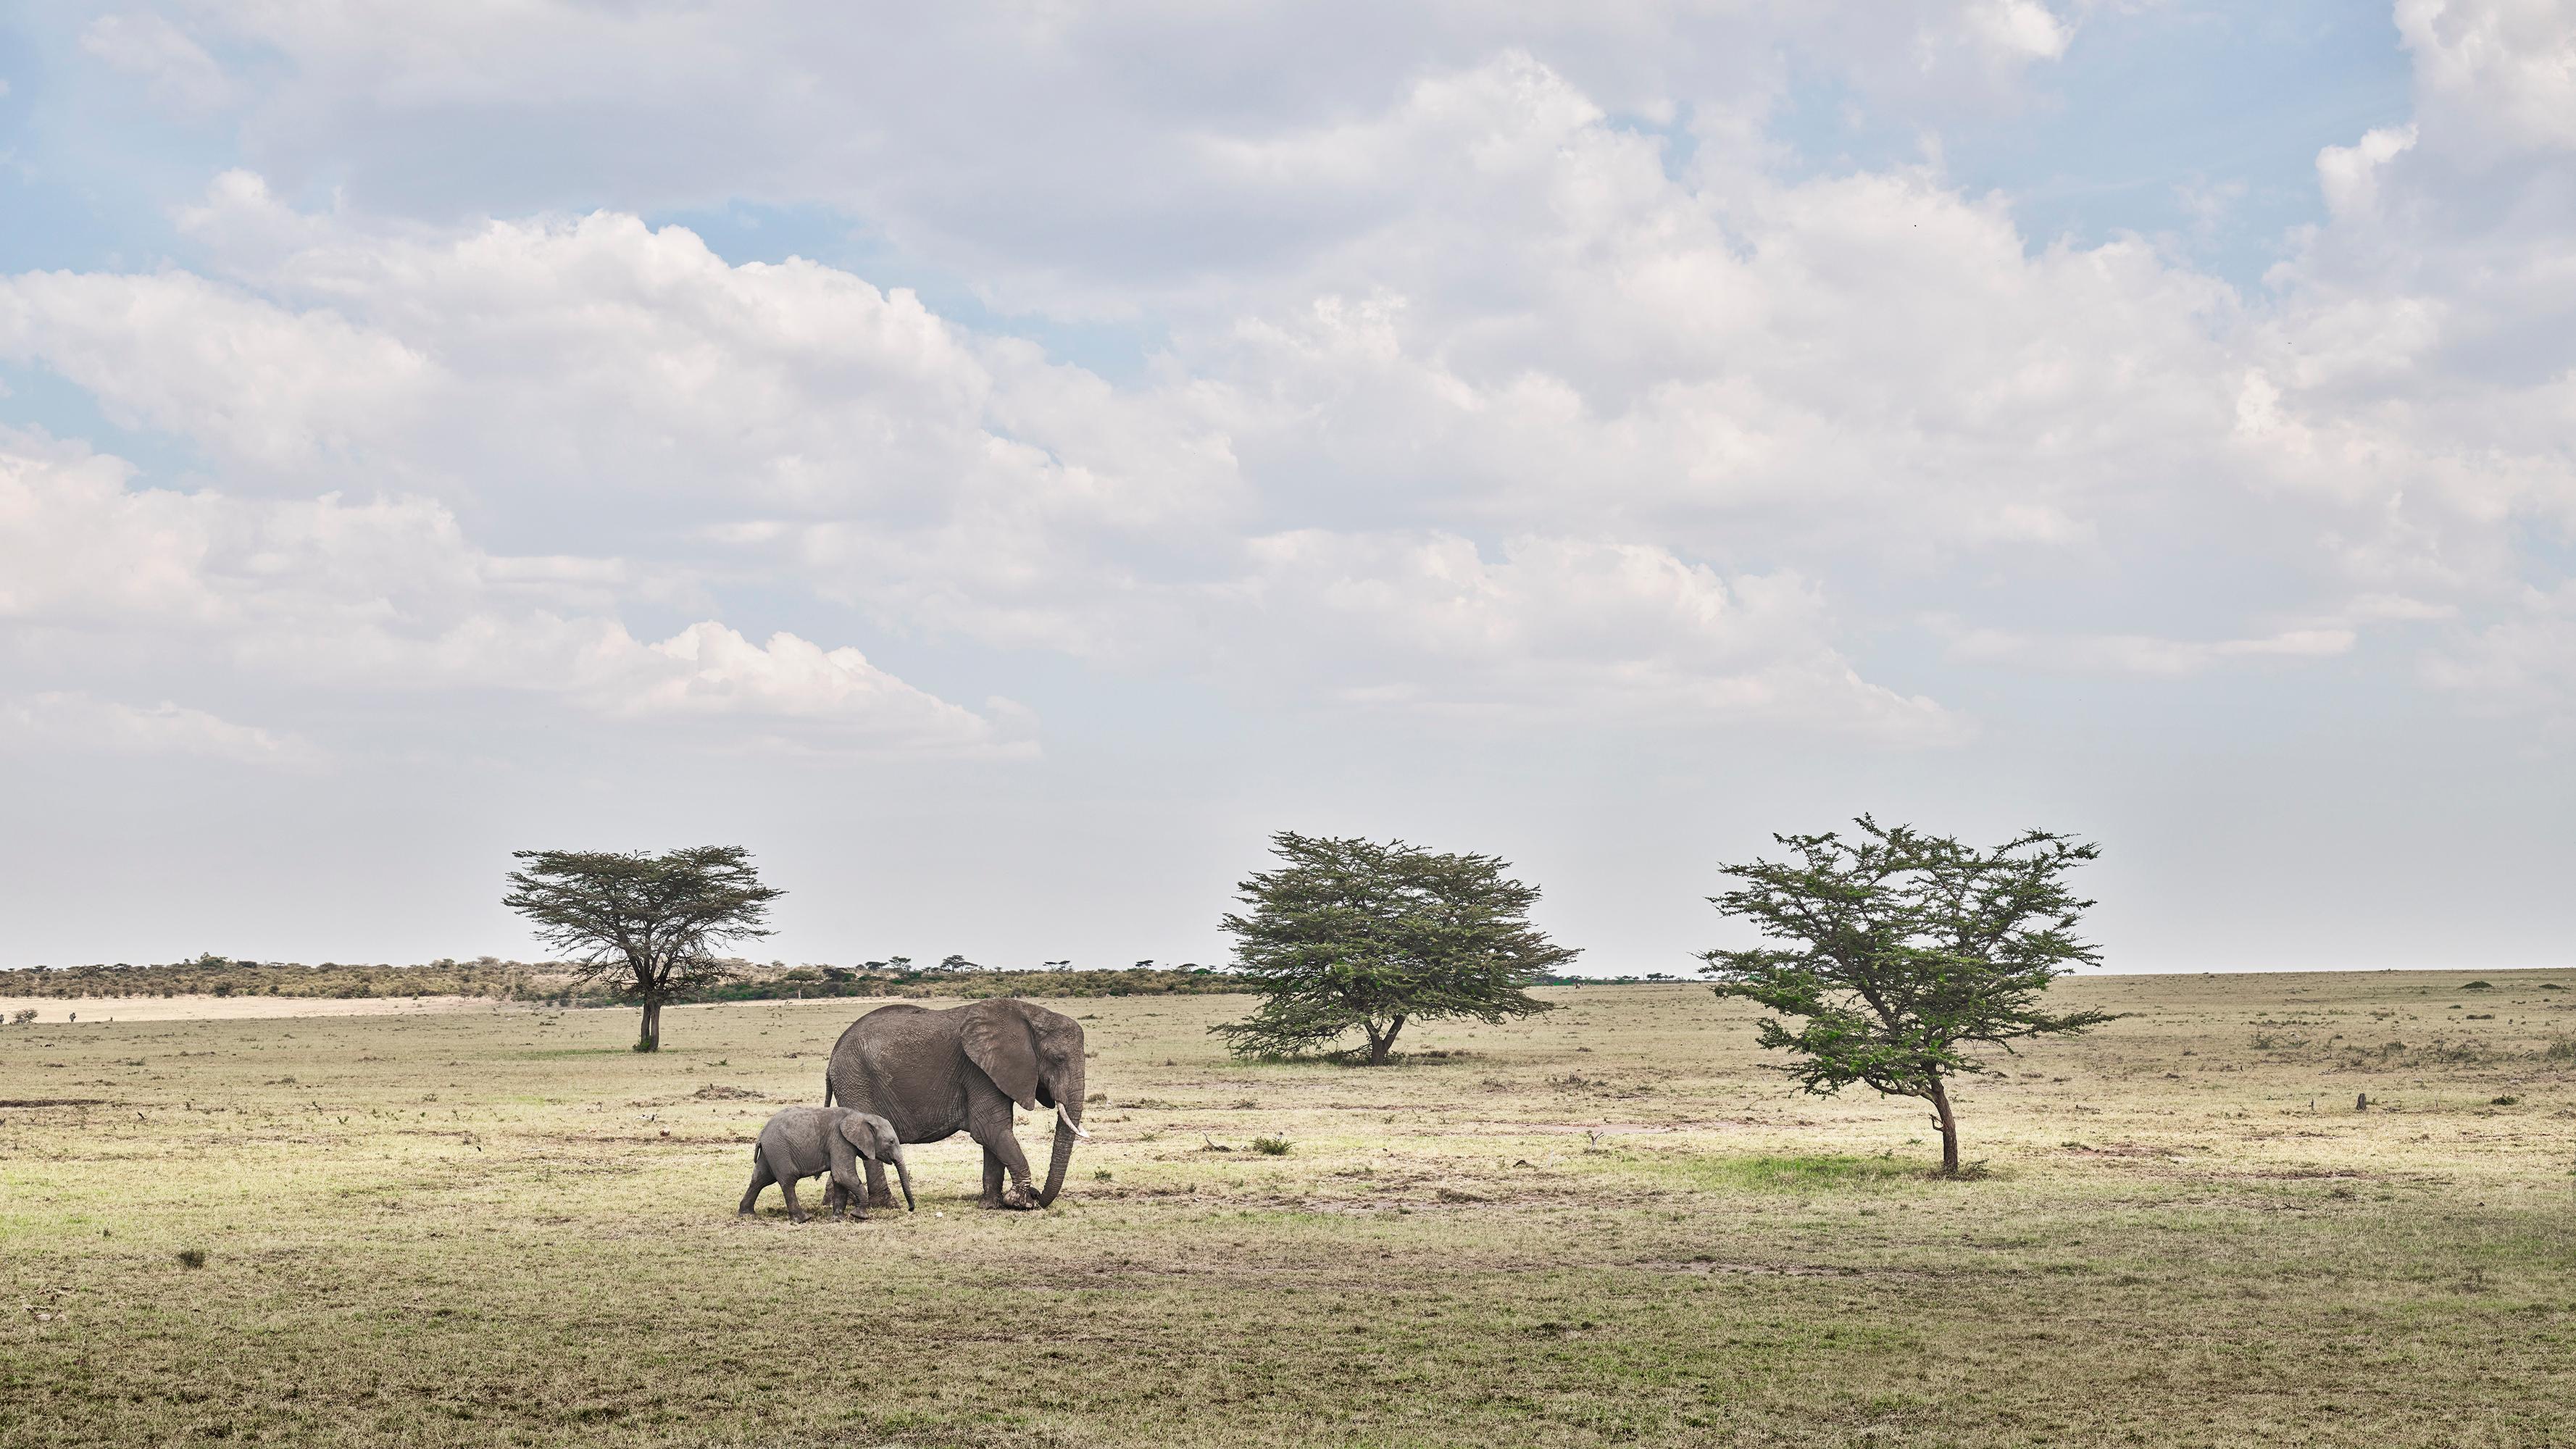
[1,1,2570,975]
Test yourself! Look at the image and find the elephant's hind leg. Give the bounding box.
[738,1153,776,1217]
[763,1145,809,1223]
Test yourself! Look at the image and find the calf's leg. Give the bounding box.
[738,1152,775,1217]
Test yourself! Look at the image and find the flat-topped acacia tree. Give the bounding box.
[1214,832,1574,1064]
[501,846,783,1051]
[1702,818,2115,1174]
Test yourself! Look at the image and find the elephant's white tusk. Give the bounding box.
[1056,1103,1092,1139]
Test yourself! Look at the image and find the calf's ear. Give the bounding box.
[836,1113,883,1160]
[961,1001,1041,1111]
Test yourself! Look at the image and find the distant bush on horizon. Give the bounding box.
[0,956,1251,1003]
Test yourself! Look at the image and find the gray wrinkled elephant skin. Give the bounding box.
[737,1106,914,1223]
[825,998,1088,1211]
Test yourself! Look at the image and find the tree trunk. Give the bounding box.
[636,998,662,1053]
[1927,1074,1959,1174]
[1365,1014,1407,1065]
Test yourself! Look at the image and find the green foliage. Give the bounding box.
[1702,817,2115,1173]
[501,846,783,1051]
[1250,1136,1293,1156]
[1212,832,1575,1064]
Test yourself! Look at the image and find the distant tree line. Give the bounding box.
[0,956,1245,1005]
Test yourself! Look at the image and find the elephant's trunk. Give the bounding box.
[1035,1115,1077,1208]
[893,1150,917,1213]
[1034,1061,1084,1208]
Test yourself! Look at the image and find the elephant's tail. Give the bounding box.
[822,1076,834,1107]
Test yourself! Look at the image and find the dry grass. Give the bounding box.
[4,971,2573,1447]
[0,994,487,1024]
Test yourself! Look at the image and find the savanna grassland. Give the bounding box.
[4,973,2574,1448]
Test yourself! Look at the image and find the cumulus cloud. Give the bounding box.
[1238,533,1960,740]
[6,4,2575,745]
[0,433,1024,755]
[3,164,1977,735]
[0,691,319,767]
[2396,0,2576,154]
[103,1,2082,314]
[79,12,232,114]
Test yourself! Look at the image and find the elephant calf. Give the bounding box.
[738,1106,914,1223]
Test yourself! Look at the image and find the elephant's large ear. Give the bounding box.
[837,1112,890,1161]
[961,1001,1041,1110]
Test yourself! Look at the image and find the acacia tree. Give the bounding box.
[1702,818,2114,1174]
[501,846,783,1051]
[1214,832,1575,1064]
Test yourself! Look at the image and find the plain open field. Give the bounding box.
[0,995,486,1024]
[4,972,2573,1448]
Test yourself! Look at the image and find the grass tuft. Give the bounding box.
[1250,1136,1292,1156]
[1680,1153,1923,1191]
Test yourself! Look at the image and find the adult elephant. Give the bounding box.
[824,998,1090,1210]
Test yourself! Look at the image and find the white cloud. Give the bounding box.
[117,2,2082,316]
[2396,0,2576,154]
[626,622,1028,754]
[0,433,1022,755]
[2420,582,2576,713]
[1237,532,1961,740]
[2317,124,2418,219]
[8,22,2575,738]
[0,691,319,767]
[79,13,233,114]
[1940,622,2358,677]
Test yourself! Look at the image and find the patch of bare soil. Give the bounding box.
[1638,1258,1924,1279]
[0,994,491,1023]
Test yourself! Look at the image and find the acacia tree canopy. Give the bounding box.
[1213,832,1575,1064]
[1701,818,2114,1174]
[501,845,783,1051]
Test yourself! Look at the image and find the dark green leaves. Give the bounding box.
[1703,818,2114,1103]
[1213,833,1575,1062]
[500,845,782,1001]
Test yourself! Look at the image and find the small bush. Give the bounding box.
[176,1248,208,1269]
[1251,1136,1292,1156]
[2463,981,2493,990]
[2491,1095,2519,1106]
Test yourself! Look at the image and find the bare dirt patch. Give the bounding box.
[0,993,491,1023]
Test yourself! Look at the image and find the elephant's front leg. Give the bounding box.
[969,1098,1035,1208]
[863,1157,896,1211]
[827,1135,867,1221]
